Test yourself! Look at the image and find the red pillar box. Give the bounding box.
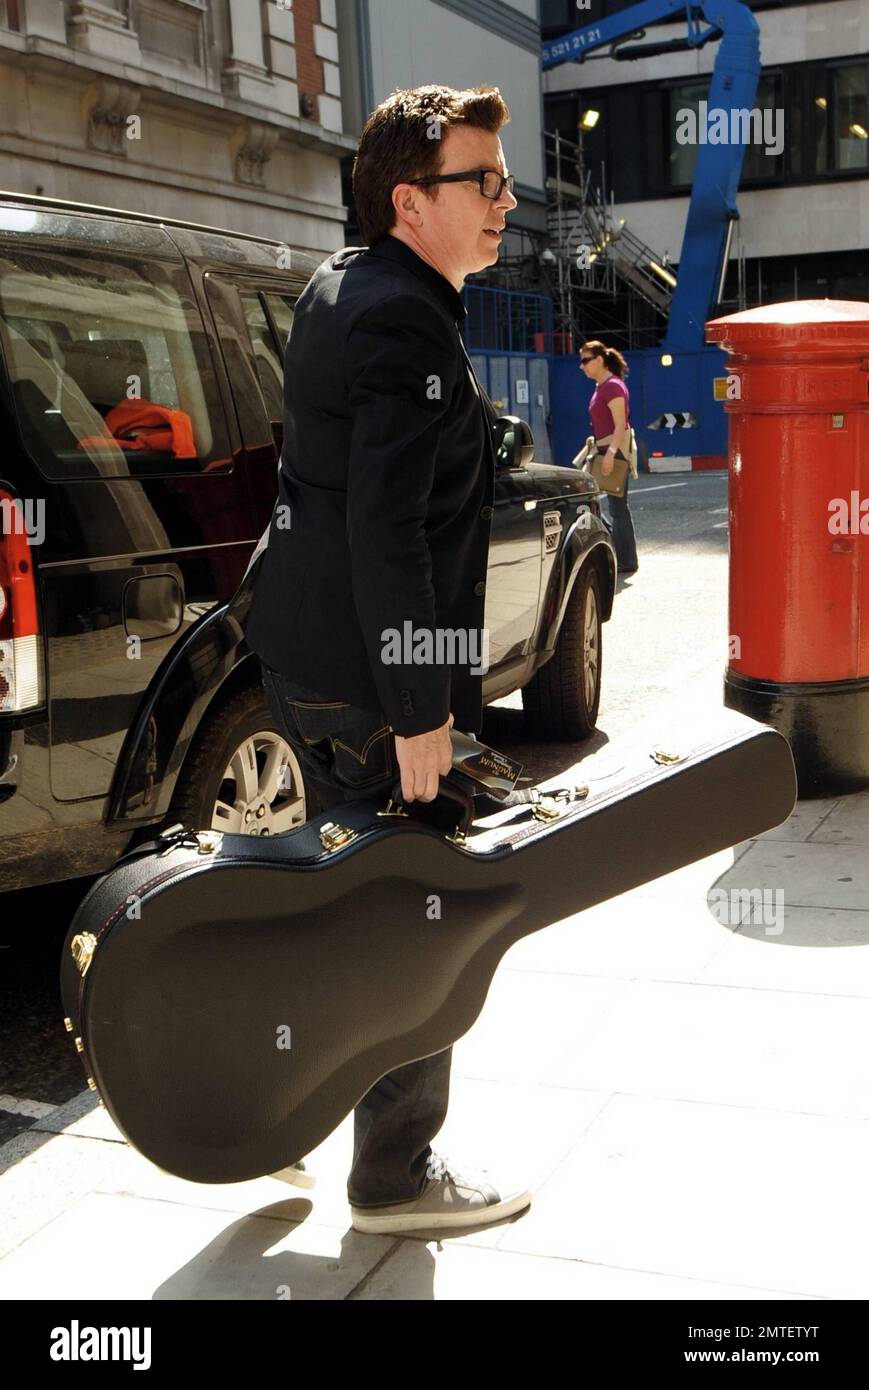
[705,300,869,797]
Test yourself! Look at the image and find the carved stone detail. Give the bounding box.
[81,79,143,156]
[231,120,279,186]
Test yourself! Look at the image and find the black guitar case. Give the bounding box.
[60,707,796,1184]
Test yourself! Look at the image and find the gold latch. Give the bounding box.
[63,1016,74,1033]
[196,831,222,854]
[74,1037,84,1053]
[87,1077,98,1092]
[377,798,409,818]
[531,785,590,821]
[650,748,686,766]
[71,932,98,977]
[319,821,358,853]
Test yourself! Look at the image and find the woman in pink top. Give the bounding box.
[580,340,638,574]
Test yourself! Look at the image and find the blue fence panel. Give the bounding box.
[463,286,557,464]
[528,357,553,462]
[550,354,590,468]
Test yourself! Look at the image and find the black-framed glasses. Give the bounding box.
[408,168,516,200]
[580,355,595,364]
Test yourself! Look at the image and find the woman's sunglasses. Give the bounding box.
[580,355,597,365]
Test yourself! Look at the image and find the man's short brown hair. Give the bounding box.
[352,84,511,245]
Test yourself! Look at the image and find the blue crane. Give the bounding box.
[543,0,761,353]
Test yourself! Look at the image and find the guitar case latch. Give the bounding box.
[531,785,590,821]
[319,821,359,853]
[71,931,98,977]
[650,748,686,766]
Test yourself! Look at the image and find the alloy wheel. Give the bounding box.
[211,731,306,835]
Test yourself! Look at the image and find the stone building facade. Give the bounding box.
[0,0,356,253]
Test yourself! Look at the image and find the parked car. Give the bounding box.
[0,192,616,892]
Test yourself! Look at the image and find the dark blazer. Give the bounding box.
[245,233,496,737]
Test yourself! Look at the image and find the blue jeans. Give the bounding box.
[260,664,453,1207]
[606,468,639,571]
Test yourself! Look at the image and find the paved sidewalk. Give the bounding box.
[1,776,868,1300]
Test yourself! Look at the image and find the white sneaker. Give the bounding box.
[350,1153,531,1234]
[270,1158,315,1189]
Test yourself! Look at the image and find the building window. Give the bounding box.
[666,74,783,187]
[740,73,784,181]
[137,0,205,71]
[542,0,650,31]
[668,82,705,188]
[808,69,830,175]
[540,0,573,37]
[788,65,829,178]
[832,63,869,171]
[0,0,22,31]
[547,51,869,201]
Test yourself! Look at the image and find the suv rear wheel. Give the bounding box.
[168,685,312,835]
[522,564,602,741]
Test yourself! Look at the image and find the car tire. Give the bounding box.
[522,564,602,741]
[167,683,316,835]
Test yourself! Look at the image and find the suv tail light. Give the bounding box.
[0,488,43,712]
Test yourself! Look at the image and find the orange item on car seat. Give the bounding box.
[77,400,196,458]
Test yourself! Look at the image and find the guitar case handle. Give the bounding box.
[385,771,477,838]
[384,772,593,840]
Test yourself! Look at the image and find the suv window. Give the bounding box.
[0,247,231,479]
[264,292,294,348]
[240,292,284,424]
[238,290,295,427]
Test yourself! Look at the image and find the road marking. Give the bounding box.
[633,482,689,494]
[0,1094,60,1119]
[712,521,728,528]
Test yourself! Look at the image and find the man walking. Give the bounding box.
[245,84,531,1234]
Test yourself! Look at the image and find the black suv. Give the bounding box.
[0,194,616,892]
